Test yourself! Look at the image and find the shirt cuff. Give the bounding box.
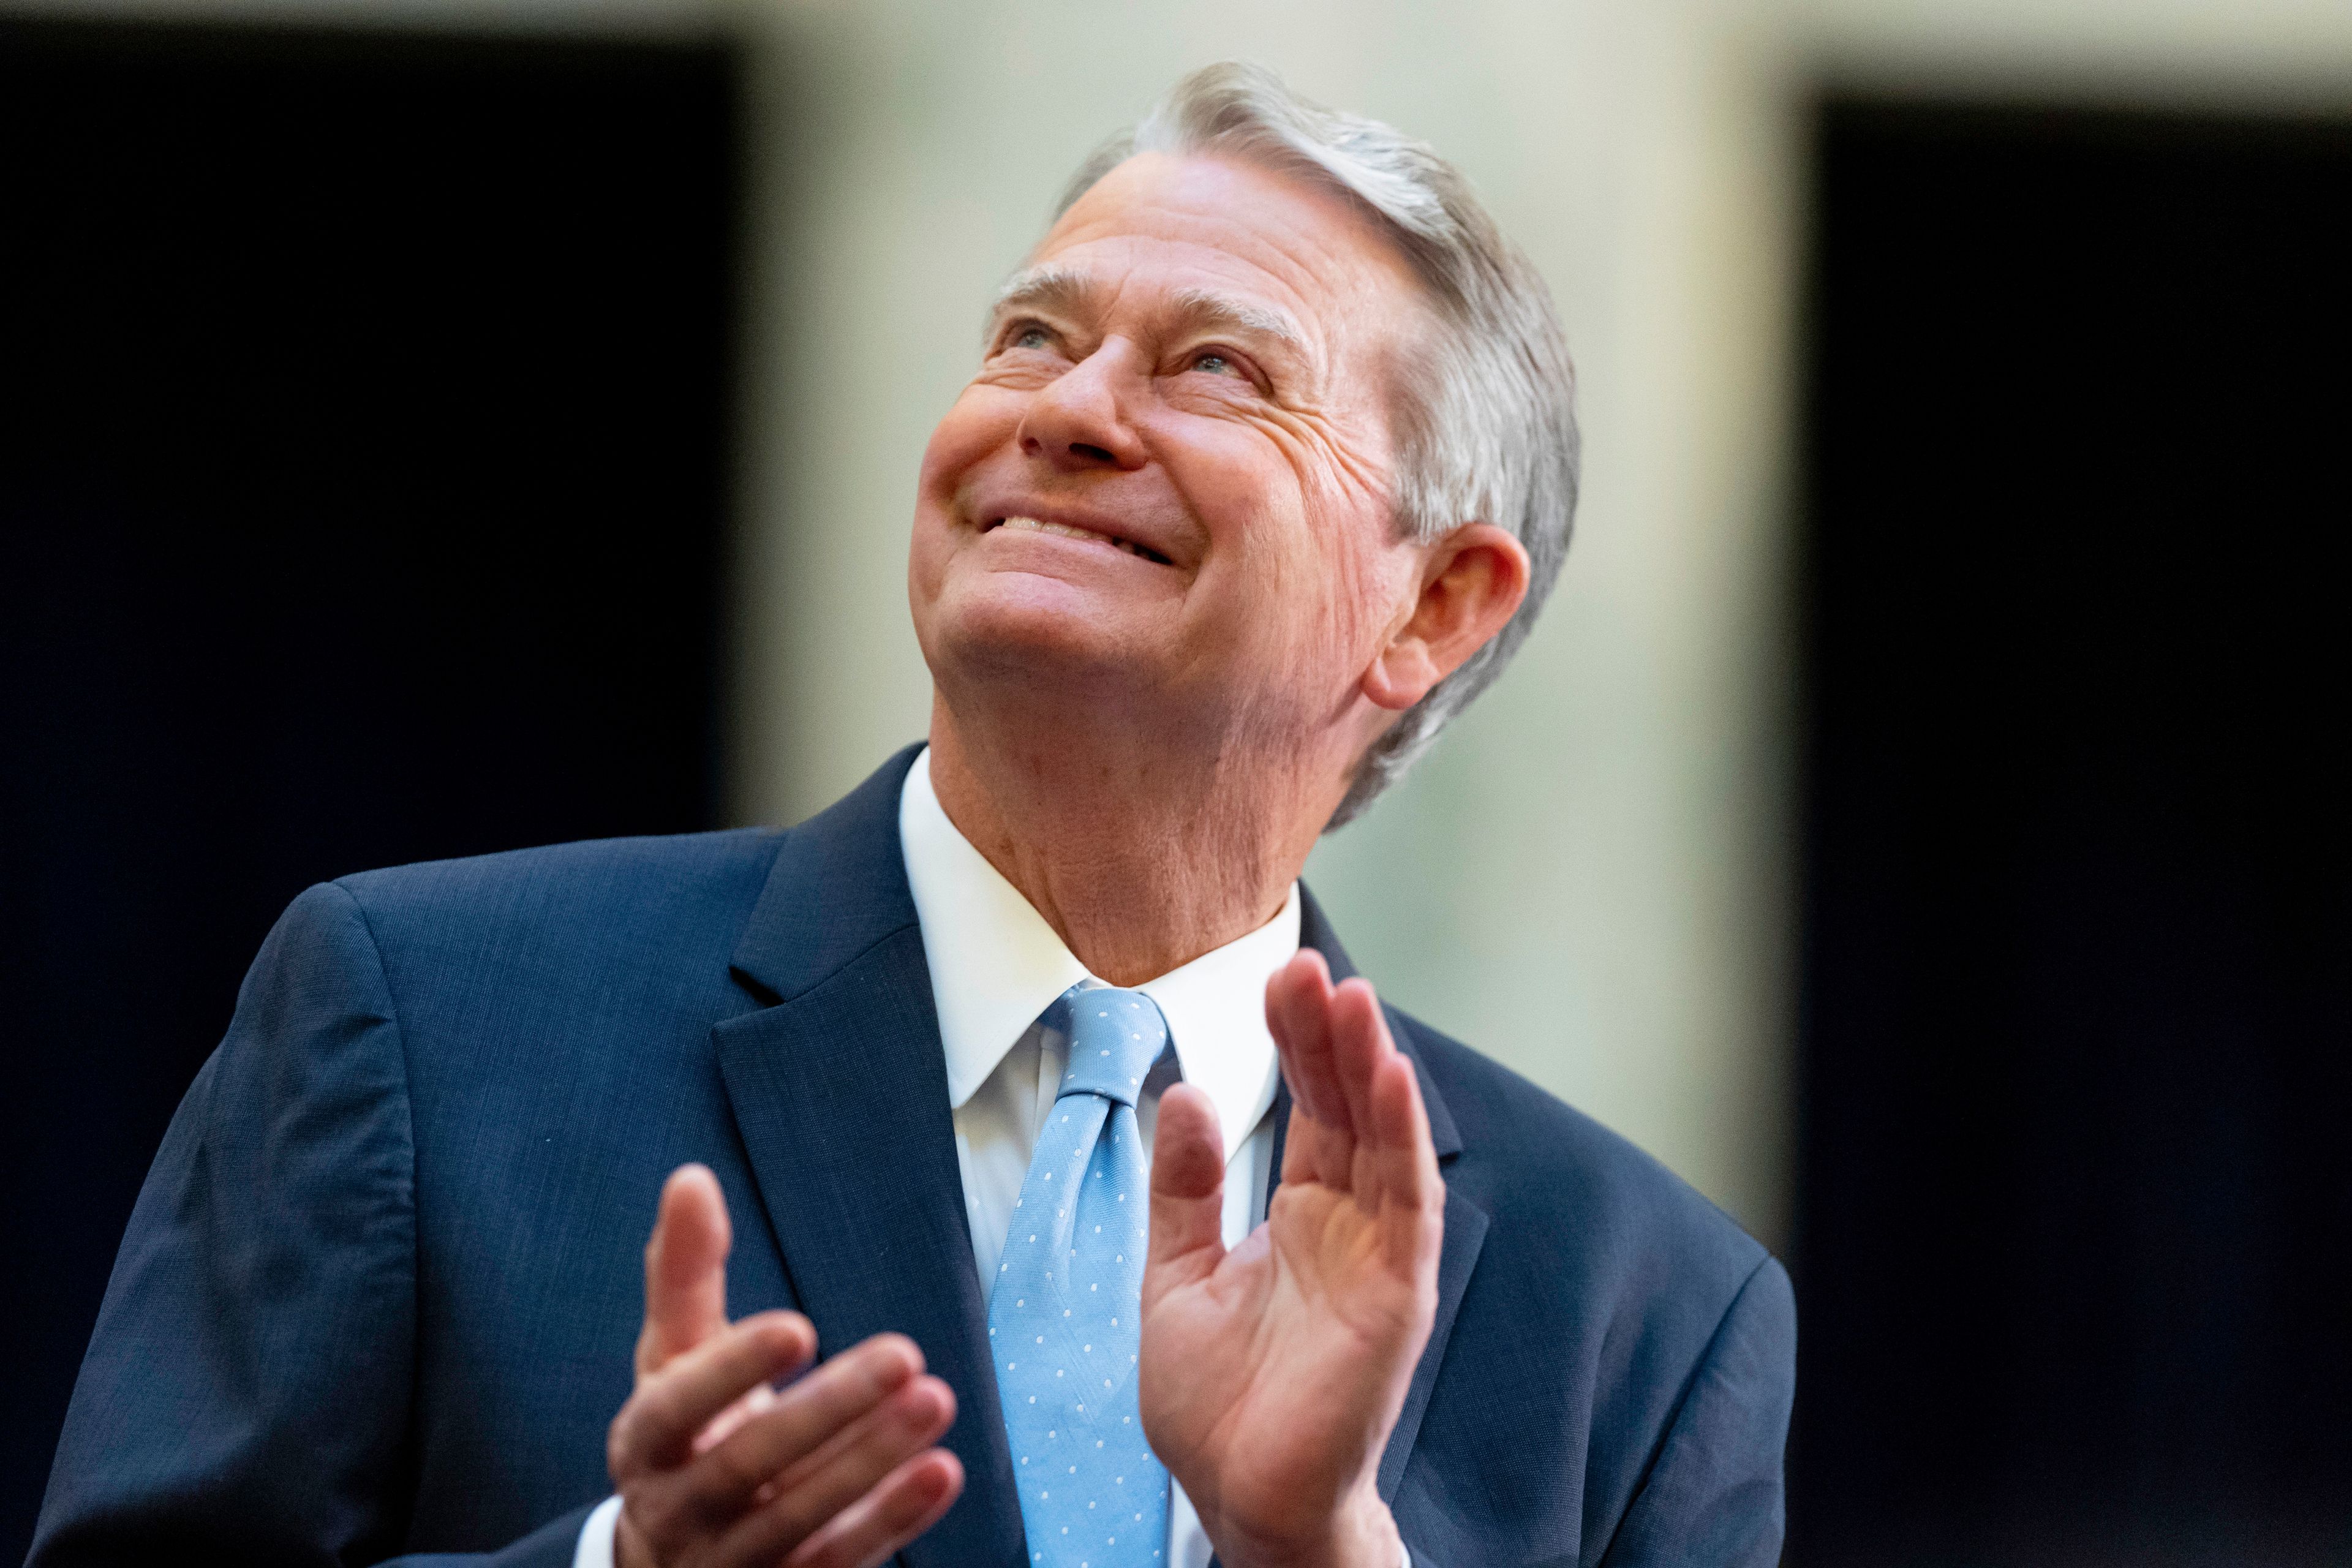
[573,1494,624,1568]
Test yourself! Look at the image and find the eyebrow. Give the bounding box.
[986,263,1311,367]
[985,263,1091,336]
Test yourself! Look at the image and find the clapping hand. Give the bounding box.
[606,1166,966,1568]
[1139,951,1444,1568]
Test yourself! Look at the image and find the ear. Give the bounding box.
[1361,522,1532,712]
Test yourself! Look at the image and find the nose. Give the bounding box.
[1016,340,1148,473]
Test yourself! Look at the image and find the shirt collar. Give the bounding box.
[899,746,1295,1164]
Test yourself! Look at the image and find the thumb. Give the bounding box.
[638,1163,733,1376]
[1146,1084,1227,1290]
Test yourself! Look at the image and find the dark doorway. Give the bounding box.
[1790,99,2352,1566]
[0,18,741,1556]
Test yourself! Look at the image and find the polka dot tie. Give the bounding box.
[989,986,1171,1568]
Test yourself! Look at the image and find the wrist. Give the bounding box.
[1213,1483,1400,1568]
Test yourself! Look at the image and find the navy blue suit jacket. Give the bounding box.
[32,747,1794,1567]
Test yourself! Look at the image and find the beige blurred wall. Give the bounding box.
[31,0,2350,1246]
[727,0,1809,1241]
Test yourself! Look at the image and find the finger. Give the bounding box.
[671,1332,926,1520]
[1267,951,1345,1130]
[610,1311,815,1479]
[1279,1090,1346,1190]
[1368,1050,1443,1263]
[693,1380,779,1457]
[639,1164,734,1375]
[779,1448,964,1568]
[723,1374,956,1561]
[1147,1082,1227,1285]
[1327,977,1392,1147]
[1271,952,1339,1126]
[1270,954,1348,1189]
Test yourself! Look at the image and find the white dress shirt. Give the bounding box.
[576,748,1295,1568]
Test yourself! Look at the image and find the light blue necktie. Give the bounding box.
[990,986,1172,1567]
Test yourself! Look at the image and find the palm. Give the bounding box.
[1139,954,1442,1559]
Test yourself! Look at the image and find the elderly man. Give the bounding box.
[32,63,1793,1568]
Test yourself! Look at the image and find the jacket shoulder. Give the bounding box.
[333,827,782,933]
[324,829,785,1016]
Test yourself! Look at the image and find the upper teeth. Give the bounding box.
[997,515,1154,558]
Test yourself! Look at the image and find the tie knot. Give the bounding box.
[1055,987,1168,1107]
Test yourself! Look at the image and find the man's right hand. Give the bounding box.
[607,1165,966,1568]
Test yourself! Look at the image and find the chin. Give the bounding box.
[924,570,1159,696]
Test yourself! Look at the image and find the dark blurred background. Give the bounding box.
[0,17,738,1556]
[1790,101,2352,1566]
[3,10,2350,1567]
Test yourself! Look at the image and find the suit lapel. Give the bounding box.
[1295,891,1487,1506]
[1378,1186,1487,1502]
[717,747,1026,1568]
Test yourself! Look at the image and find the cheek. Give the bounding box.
[1237,519,1403,687]
[1306,530,1408,677]
[1265,499,1421,701]
[910,386,1016,616]
[1161,425,1405,671]
[1172,451,1313,638]
[918,384,1020,505]
[1294,429,1419,662]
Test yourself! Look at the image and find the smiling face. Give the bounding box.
[908,151,1436,779]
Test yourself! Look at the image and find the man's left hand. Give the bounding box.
[1139,949,1442,1568]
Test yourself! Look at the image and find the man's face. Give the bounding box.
[909,151,1431,758]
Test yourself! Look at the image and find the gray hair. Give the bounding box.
[1057,62,1580,827]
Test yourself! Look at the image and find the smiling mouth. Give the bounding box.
[984,514,1172,566]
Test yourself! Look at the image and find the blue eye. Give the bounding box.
[1013,326,1051,350]
[1191,352,1232,375]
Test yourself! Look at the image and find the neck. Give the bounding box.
[925,693,1340,986]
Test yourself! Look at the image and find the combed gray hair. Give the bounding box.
[1057,62,1580,828]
